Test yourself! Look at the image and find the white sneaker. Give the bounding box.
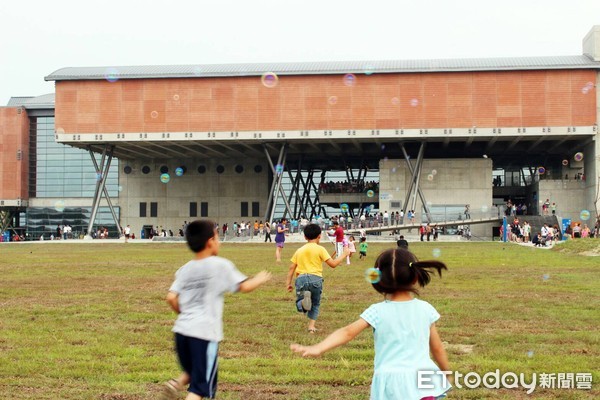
[301,291,312,311]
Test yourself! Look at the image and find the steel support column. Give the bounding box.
[401,142,432,223]
[86,145,120,237]
[400,144,432,223]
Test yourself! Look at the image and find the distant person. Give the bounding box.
[264,221,272,243]
[396,235,409,249]
[124,224,131,243]
[346,235,357,265]
[163,220,271,399]
[359,237,368,260]
[275,218,289,262]
[285,224,349,333]
[290,248,450,399]
[332,221,345,258]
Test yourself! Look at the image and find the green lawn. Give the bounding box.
[0,240,598,399]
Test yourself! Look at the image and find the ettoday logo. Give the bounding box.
[418,370,593,394]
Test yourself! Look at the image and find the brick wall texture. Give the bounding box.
[0,107,29,199]
[54,69,597,134]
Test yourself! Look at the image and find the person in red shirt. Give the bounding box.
[333,221,345,258]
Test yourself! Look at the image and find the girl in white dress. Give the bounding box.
[291,248,451,400]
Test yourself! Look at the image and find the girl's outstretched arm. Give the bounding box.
[290,318,370,357]
[429,323,450,372]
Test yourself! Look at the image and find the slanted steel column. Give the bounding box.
[86,145,120,237]
[263,144,293,224]
[400,143,432,223]
[89,149,122,236]
[400,142,431,223]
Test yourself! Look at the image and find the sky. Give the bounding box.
[1,0,599,105]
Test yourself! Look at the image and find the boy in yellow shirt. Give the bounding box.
[285,223,349,333]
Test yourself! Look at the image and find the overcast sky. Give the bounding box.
[1,0,599,105]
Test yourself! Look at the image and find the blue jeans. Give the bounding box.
[295,274,323,320]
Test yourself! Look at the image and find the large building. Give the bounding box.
[1,26,599,239]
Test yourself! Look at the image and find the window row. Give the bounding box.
[138,201,260,218]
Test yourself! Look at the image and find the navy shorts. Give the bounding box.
[175,333,219,398]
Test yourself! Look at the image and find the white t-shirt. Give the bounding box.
[169,256,247,341]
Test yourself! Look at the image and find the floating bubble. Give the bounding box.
[104,67,119,83]
[175,167,184,177]
[275,164,284,175]
[96,173,103,181]
[117,185,123,192]
[341,203,349,212]
[427,174,434,181]
[366,190,375,198]
[573,152,584,162]
[483,154,488,159]
[431,169,437,176]
[538,166,546,175]
[173,94,180,101]
[391,97,400,105]
[54,200,65,212]
[381,144,386,151]
[410,98,419,107]
[527,350,534,358]
[160,173,170,183]
[363,65,375,75]
[365,267,381,284]
[562,159,569,166]
[581,81,594,94]
[343,73,356,87]
[432,248,441,258]
[481,205,489,213]
[56,127,65,135]
[150,111,159,119]
[542,274,550,281]
[580,210,591,221]
[391,167,396,173]
[328,96,338,105]
[261,72,279,88]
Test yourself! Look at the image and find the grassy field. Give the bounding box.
[0,239,598,399]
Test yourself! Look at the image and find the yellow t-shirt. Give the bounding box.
[291,242,332,277]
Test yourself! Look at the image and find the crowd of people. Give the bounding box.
[319,180,379,194]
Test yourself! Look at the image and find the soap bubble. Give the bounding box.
[104,67,119,83]
[432,248,441,258]
[410,98,419,107]
[431,169,437,176]
[573,152,583,162]
[562,159,568,166]
[365,267,381,284]
[150,111,159,119]
[341,203,349,212]
[175,167,185,177]
[160,173,170,183]
[538,166,546,175]
[366,190,375,198]
[527,350,534,358]
[542,274,550,281]
[391,97,400,105]
[427,174,434,181]
[261,72,279,88]
[328,96,338,105]
[54,200,65,212]
[275,164,284,175]
[580,210,591,221]
[343,73,356,87]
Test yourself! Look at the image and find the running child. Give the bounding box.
[358,237,368,260]
[290,248,451,399]
[346,235,357,265]
[163,219,272,400]
[285,223,349,333]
